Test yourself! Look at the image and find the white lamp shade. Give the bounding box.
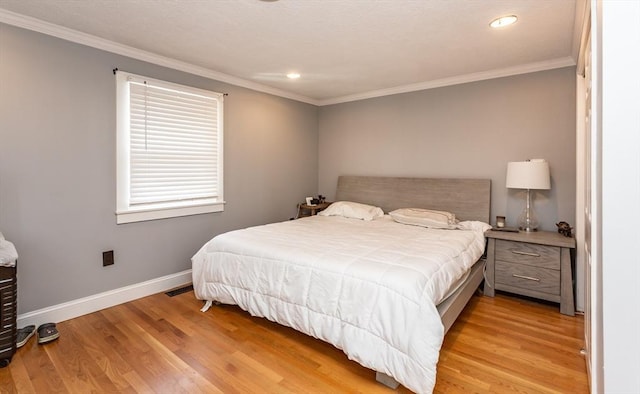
[506,159,551,190]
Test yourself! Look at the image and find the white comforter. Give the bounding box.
[192,215,489,393]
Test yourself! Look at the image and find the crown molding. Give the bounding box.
[319,57,577,106]
[0,9,320,106]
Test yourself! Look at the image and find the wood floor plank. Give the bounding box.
[17,337,70,393]
[42,327,120,393]
[121,369,155,393]
[4,290,588,393]
[67,314,136,391]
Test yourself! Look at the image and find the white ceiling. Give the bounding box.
[0,0,581,105]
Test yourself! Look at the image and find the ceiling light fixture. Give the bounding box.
[287,72,301,79]
[490,15,518,28]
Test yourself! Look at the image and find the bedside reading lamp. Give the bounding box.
[506,159,550,232]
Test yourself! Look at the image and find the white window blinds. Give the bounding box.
[116,71,224,223]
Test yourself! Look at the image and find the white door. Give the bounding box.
[583,29,601,393]
[577,2,602,392]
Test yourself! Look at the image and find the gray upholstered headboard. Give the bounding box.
[335,176,491,223]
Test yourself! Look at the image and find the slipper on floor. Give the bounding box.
[16,325,36,348]
[37,323,59,344]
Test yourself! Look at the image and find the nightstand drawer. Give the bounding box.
[495,240,560,269]
[495,261,560,295]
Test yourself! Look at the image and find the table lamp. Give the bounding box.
[506,159,550,232]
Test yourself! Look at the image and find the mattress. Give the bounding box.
[192,215,490,393]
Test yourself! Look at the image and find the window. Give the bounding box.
[116,71,224,224]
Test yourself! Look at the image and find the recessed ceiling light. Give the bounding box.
[490,15,518,28]
[287,73,301,79]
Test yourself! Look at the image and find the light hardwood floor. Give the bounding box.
[1,290,588,393]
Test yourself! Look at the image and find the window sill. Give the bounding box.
[116,201,225,224]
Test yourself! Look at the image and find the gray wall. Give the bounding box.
[0,24,319,314]
[318,67,576,231]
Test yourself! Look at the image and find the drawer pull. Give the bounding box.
[511,250,541,257]
[512,274,540,282]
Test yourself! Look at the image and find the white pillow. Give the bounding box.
[318,201,384,221]
[458,220,492,233]
[389,208,458,229]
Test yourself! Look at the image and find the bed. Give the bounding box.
[192,176,491,393]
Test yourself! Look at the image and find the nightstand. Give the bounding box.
[297,202,331,218]
[484,230,576,316]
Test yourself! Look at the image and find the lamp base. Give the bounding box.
[517,205,539,232]
[515,188,542,232]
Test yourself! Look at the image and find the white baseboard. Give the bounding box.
[17,269,192,328]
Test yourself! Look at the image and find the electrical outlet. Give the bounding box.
[103,250,114,267]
